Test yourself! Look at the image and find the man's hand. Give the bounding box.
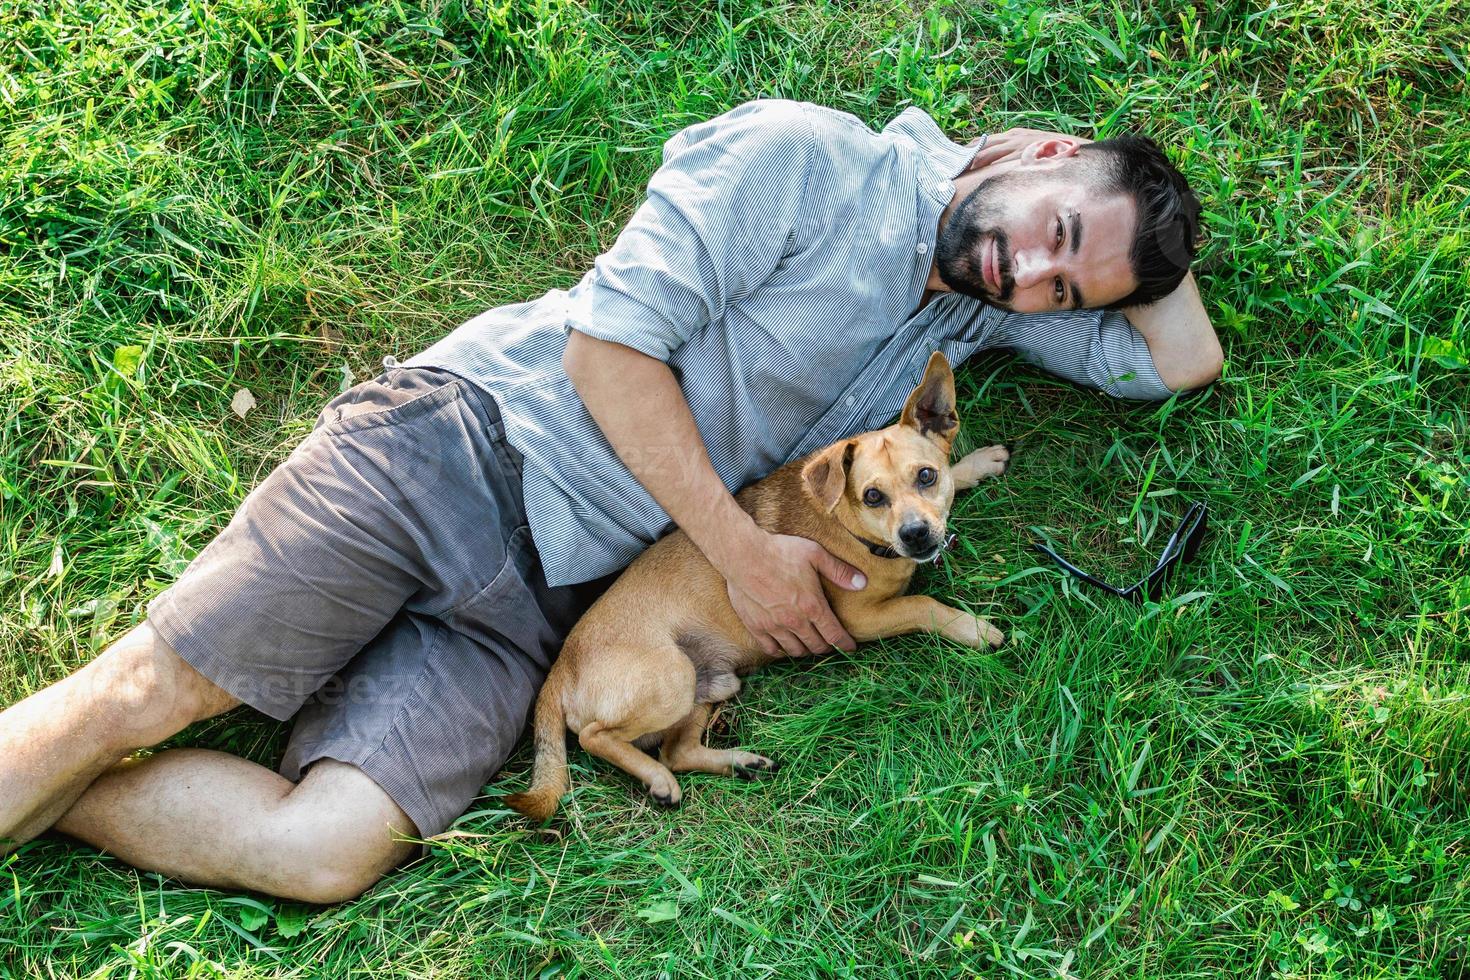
[563,331,867,660]
[721,530,866,658]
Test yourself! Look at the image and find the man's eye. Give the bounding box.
[1056,217,1064,247]
[1055,276,1065,302]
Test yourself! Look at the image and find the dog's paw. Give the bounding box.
[970,444,1010,474]
[647,774,683,808]
[951,444,1011,489]
[950,614,1005,649]
[732,753,781,780]
[980,620,1006,648]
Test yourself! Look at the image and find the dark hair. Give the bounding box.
[1077,135,1202,308]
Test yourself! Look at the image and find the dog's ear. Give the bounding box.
[900,351,959,450]
[802,440,856,513]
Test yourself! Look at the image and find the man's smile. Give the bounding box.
[976,232,1009,301]
[982,235,1000,293]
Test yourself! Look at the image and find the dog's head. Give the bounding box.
[801,351,960,562]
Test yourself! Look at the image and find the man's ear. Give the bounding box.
[802,440,856,513]
[900,352,959,451]
[1020,136,1085,166]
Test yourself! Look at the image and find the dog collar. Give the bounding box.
[847,530,960,564]
[851,531,903,560]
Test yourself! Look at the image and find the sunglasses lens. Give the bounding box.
[1144,562,1173,601]
[1181,507,1208,563]
[1145,505,1207,601]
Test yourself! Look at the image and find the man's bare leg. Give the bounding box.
[55,753,418,904]
[0,621,235,852]
[1,621,417,902]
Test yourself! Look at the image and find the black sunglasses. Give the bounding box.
[1032,501,1208,603]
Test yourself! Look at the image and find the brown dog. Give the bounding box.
[505,352,1009,819]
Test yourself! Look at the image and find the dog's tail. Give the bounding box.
[505,671,569,822]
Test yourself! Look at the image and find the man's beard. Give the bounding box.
[934,172,1026,308]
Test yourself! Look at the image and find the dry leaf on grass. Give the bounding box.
[231,388,257,418]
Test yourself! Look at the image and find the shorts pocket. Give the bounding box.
[444,525,557,666]
[314,369,468,437]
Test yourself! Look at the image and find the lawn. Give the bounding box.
[2,0,1467,976]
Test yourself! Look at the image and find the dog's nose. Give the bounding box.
[898,522,932,548]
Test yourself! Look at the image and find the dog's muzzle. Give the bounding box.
[908,532,959,564]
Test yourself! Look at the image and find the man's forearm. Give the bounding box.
[1122,272,1224,391]
[562,329,759,571]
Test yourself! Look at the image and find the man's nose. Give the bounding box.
[1011,248,1059,289]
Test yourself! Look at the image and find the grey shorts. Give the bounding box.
[147,366,612,837]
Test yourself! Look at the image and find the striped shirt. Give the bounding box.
[407,99,1175,586]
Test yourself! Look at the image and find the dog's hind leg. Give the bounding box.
[660,704,781,781]
[572,641,698,807]
[578,724,684,807]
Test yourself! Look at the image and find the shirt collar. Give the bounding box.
[880,107,987,199]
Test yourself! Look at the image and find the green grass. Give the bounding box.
[2,0,1468,975]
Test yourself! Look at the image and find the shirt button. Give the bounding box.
[915,242,929,255]
[845,395,856,407]
[936,180,953,196]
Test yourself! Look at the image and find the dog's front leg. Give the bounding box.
[845,595,1004,648]
[950,445,1010,491]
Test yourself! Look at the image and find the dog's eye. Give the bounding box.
[916,467,937,488]
[862,487,886,507]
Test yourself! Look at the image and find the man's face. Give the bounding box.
[934,166,1139,312]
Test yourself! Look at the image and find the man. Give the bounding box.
[0,100,1221,902]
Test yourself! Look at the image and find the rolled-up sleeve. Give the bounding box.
[563,100,817,361]
[999,307,1177,401]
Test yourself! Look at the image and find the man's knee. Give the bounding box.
[287,833,417,904]
[262,761,419,904]
[87,622,239,747]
